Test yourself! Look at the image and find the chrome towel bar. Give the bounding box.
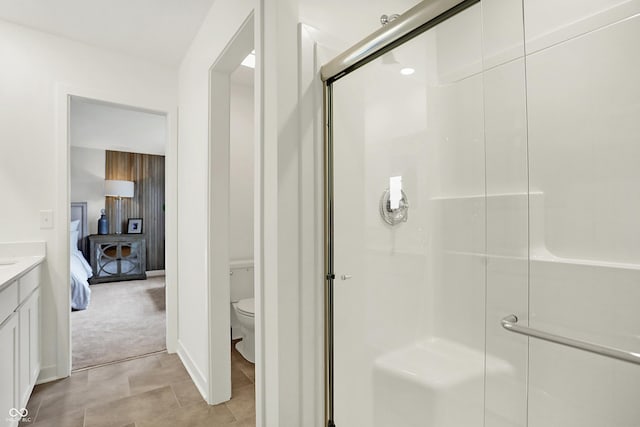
[501,315,640,366]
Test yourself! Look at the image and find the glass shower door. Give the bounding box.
[330,4,487,426]
[328,2,640,426]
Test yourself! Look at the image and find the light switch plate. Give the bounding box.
[40,209,53,229]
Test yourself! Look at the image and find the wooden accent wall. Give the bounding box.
[105,151,165,271]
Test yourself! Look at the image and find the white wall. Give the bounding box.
[69,147,106,235]
[230,79,254,262]
[0,18,177,380]
[178,1,305,425]
[176,0,254,404]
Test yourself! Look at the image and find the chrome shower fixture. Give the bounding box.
[380,14,401,64]
[380,14,400,26]
[379,188,409,226]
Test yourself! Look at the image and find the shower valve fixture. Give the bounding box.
[379,188,409,226]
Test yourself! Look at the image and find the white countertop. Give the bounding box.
[0,256,45,291]
[0,242,46,292]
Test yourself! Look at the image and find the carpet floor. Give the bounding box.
[72,276,166,370]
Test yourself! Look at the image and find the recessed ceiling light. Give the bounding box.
[241,51,255,69]
[400,67,415,75]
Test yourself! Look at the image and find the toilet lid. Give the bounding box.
[236,298,254,316]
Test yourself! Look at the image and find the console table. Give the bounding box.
[88,234,146,284]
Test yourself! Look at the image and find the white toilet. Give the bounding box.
[232,297,255,363]
[230,261,255,363]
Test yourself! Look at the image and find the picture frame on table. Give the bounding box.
[126,218,143,234]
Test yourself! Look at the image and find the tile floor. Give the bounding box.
[22,340,255,427]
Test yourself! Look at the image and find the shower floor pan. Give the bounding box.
[373,337,512,427]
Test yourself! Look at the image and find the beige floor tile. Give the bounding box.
[231,339,255,384]
[28,408,85,427]
[233,357,255,383]
[239,364,255,383]
[171,379,206,407]
[25,347,255,427]
[157,352,183,369]
[127,360,191,395]
[37,374,130,421]
[231,364,253,391]
[136,401,236,427]
[21,386,45,423]
[232,416,256,427]
[225,384,255,421]
[31,370,88,403]
[84,385,179,427]
[87,353,164,384]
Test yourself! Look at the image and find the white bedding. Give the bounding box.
[70,244,92,311]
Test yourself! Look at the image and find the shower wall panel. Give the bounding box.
[481,0,525,68]
[523,0,639,53]
[525,6,640,426]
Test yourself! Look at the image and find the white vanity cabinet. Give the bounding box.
[0,263,41,427]
[19,286,40,407]
[0,311,19,427]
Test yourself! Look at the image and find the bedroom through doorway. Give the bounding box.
[69,96,168,370]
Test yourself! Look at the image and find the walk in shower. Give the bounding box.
[322,0,640,426]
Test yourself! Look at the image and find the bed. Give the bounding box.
[71,202,92,310]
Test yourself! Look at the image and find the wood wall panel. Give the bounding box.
[105,151,165,271]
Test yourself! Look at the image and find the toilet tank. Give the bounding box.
[230,260,254,302]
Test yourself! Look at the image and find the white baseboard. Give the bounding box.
[36,364,61,385]
[146,270,166,277]
[177,340,208,403]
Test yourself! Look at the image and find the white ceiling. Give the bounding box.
[0,0,214,65]
[299,0,422,50]
[70,97,167,155]
[0,0,423,67]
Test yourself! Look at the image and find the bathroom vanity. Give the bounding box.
[0,243,45,426]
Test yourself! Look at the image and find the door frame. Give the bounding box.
[59,85,178,378]
[206,11,256,404]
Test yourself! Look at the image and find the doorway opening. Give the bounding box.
[69,96,168,370]
[207,13,257,420]
[228,54,256,406]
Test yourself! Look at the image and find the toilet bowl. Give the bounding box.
[232,297,255,363]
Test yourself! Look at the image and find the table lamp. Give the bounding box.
[104,180,134,234]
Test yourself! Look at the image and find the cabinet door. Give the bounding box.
[0,313,19,427]
[19,289,40,408]
[95,242,121,277]
[29,290,40,388]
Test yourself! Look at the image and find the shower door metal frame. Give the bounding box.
[321,0,479,425]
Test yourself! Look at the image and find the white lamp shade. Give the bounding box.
[104,180,134,198]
